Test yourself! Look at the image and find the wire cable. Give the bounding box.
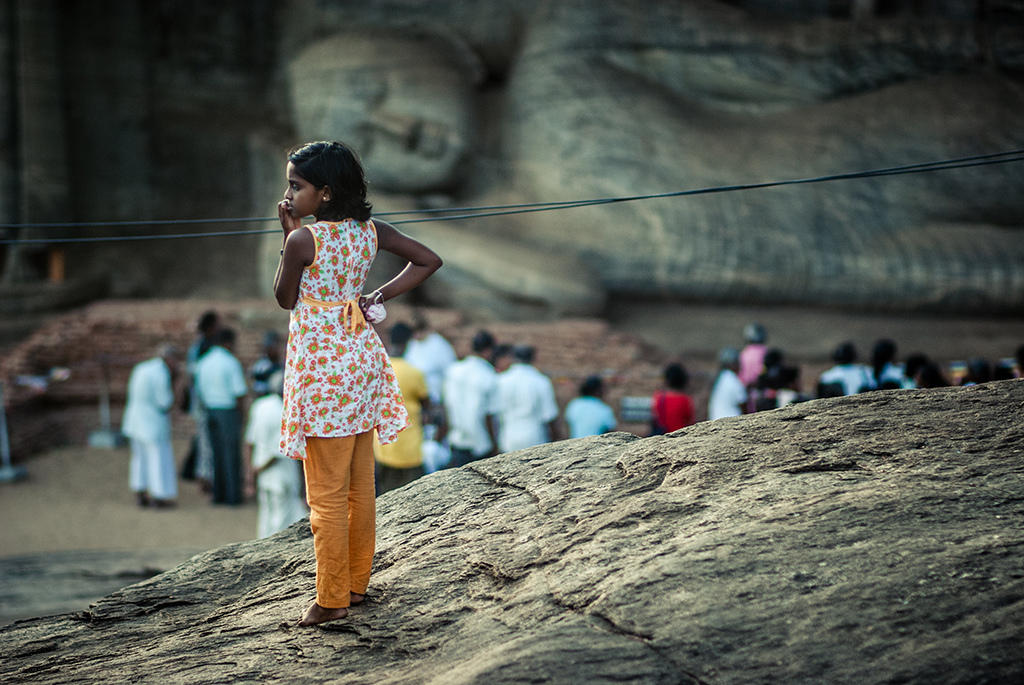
[1,148,1022,245]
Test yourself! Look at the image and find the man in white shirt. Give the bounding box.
[708,347,747,421]
[405,317,457,404]
[495,345,560,453]
[182,310,220,486]
[245,371,306,538]
[443,330,500,467]
[122,344,179,507]
[195,328,248,505]
[818,341,874,396]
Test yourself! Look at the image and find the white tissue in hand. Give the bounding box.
[365,303,387,324]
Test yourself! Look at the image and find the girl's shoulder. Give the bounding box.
[305,218,372,238]
[316,218,375,233]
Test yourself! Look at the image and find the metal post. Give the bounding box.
[0,381,28,483]
[87,354,125,448]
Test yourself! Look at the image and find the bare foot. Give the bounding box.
[298,602,348,627]
[350,592,365,606]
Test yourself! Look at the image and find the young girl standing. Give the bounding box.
[273,141,442,626]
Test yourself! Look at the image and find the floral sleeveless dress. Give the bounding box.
[280,219,409,460]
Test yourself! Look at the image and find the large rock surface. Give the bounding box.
[3,380,1023,683]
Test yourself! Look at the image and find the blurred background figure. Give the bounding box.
[751,349,805,410]
[708,347,747,421]
[915,361,951,388]
[962,358,992,386]
[902,353,930,390]
[195,328,248,506]
[249,330,284,397]
[739,322,767,388]
[650,363,695,434]
[122,344,179,508]
[870,338,907,390]
[818,341,874,396]
[405,313,455,471]
[564,375,616,439]
[443,329,499,467]
[491,343,514,373]
[181,310,221,488]
[405,313,456,404]
[993,359,1016,381]
[246,371,306,538]
[496,345,559,452]
[375,323,430,494]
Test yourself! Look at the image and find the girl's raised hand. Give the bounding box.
[278,200,301,235]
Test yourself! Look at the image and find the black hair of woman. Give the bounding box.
[288,141,372,222]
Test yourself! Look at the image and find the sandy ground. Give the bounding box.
[0,441,259,558]
[0,441,265,625]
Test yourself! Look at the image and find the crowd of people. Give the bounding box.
[121,309,305,539]
[669,322,1024,432]
[119,308,1024,538]
[387,325,563,483]
[118,309,570,536]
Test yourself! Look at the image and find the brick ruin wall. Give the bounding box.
[1,300,684,461]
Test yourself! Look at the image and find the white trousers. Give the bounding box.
[257,488,307,539]
[193,404,215,482]
[129,439,178,500]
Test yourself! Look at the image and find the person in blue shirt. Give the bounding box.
[195,327,248,505]
[564,375,617,439]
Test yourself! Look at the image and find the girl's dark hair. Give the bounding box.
[288,141,372,221]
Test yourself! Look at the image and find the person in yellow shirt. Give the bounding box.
[375,322,430,494]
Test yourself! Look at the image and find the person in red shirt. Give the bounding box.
[650,363,695,435]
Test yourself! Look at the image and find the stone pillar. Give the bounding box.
[62,0,151,222]
[7,0,71,282]
[0,0,18,281]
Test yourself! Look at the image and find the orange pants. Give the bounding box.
[303,432,376,609]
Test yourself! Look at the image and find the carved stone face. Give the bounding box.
[287,31,479,194]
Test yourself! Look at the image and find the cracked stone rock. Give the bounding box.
[2,381,1023,683]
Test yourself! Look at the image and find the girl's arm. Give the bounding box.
[361,220,442,307]
[273,201,316,310]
